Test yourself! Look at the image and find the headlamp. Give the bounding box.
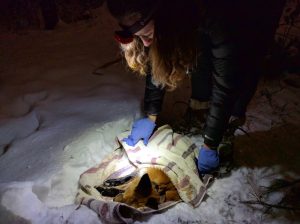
[114,1,159,44]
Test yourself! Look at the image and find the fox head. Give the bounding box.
[113,168,180,209]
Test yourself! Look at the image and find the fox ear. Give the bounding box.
[135,173,152,197]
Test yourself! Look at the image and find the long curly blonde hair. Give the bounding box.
[110,0,202,90]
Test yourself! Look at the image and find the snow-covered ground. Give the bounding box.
[0,6,300,224]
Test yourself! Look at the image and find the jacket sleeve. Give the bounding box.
[203,14,238,148]
[143,72,166,115]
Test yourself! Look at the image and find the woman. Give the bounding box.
[106,0,263,174]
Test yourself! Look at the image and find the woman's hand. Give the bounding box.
[197,144,219,174]
[122,117,156,146]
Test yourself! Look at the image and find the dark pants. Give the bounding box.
[191,0,285,117]
[190,63,261,118]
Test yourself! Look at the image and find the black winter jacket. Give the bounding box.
[144,3,239,148]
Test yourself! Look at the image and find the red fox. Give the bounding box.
[113,167,181,209]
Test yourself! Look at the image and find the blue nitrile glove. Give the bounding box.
[198,145,220,174]
[123,118,156,146]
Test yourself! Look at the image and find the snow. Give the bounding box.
[0,6,300,224]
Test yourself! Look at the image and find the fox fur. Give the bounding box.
[113,167,180,209]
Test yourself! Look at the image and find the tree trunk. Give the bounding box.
[40,0,58,30]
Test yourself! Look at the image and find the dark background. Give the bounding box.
[0,0,104,31]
